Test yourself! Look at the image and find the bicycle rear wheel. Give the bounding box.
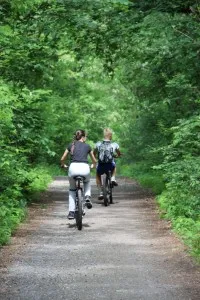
[103,176,109,206]
[76,189,83,230]
[108,179,113,204]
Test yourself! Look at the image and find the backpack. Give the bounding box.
[98,141,114,163]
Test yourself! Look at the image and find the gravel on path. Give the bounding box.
[0,176,200,300]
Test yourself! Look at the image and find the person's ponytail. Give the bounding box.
[70,129,86,155]
[74,129,85,141]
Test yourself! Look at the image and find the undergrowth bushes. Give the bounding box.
[157,158,200,260]
[119,162,165,195]
[120,160,200,261]
[156,117,200,260]
[0,164,56,245]
[119,116,200,261]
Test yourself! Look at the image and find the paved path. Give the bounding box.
[0,177,200,300]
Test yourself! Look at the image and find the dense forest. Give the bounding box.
[0,0,199,259]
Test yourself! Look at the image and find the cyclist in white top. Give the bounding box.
[94,128,121,199]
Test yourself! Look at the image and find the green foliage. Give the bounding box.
[119,162,165,194]
[0,164,54,245]
[128,0,198,14]
[157,116,200,216]
[173,217,200,258]
[0,0,200,258]
[25,165,53,195]
[155,116,200,258]
[0,192,26,244]
[100,3,200,258]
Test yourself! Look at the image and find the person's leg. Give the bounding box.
[76,163,92,209]
[68,186,76,211]
[96,165,104,199]
[68,163,77,218]
[111,166,116,179]
[111,162,118,186]
[96,172,101,186]
[83,172,91,198]
[84,177,92,209]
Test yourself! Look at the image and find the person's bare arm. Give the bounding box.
[89,150,97,165]
[116,148,122,157]
[60,149,69,167]
[93,148,97,159]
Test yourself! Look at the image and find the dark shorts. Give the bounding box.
[96,162,115,175]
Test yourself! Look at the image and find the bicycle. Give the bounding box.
[99,155,121,206]
[62,164,86,230]
[101,170,113,206]
[74,175,86,230]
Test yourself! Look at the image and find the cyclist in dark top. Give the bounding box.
[61,129,96,219]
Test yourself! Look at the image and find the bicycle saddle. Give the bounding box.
[74,176,85,181]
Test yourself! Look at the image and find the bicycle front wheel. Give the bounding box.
[76,189,83,230]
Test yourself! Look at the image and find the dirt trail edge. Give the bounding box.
[0,176,200,300]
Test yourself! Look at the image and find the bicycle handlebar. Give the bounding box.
[61,164,68,169]
[113,154,122,158]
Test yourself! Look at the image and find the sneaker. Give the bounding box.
[98,192,104,200]
[85,196,92,209]
[67,211,75,219]
[112,180,118,187]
